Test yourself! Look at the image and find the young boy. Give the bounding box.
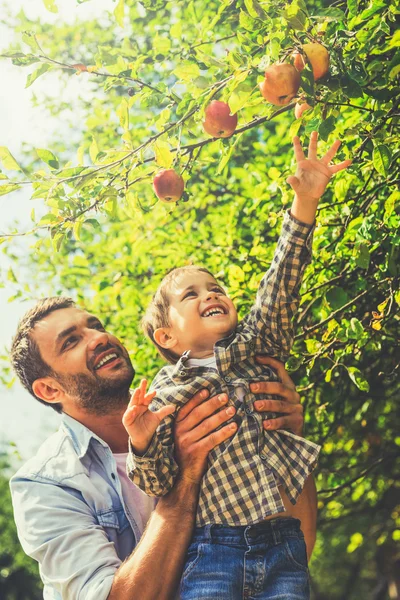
[123,132,352,599]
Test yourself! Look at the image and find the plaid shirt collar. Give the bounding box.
[172,331,238,381]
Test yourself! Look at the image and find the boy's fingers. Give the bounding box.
[321,139,341,164]
[122,405,139,427]
[329,159,353,174]
[144,390,157,405]
[292,136,305,163]
[308,130,318,160]
[156,404,176,421]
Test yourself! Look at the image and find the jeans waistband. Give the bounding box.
[192,517,303,546]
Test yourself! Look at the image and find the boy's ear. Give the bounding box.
[153,328,178,350]
[32,377,65,405]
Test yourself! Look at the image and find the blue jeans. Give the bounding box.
[180,517,310,600]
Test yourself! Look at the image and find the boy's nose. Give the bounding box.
[205,291,219,301]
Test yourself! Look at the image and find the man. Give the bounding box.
[9,297,316,599]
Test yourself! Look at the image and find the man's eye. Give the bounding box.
[62,337,77,350]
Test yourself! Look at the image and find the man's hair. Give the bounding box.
[142,266,215,364]
[10,297,76,413]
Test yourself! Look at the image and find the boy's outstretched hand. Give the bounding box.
[287,131,353,225]
[122,379,176,455]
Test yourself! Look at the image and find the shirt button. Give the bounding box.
[260,453,267,460]
[249,341,255,350]
[111,473,116,480]
[245,407,252,415]
[224,376,231,383]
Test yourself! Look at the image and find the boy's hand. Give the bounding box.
[122,379,176,455]
[287,131,352,224]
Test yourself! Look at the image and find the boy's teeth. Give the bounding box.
[95,353,118,369]
[203,307,225,317]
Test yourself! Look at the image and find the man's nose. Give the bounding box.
[87,329,109,350]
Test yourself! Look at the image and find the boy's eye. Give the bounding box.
[212,287,224,294]
[183,291,196,300]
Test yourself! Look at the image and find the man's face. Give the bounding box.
[33,307,134,415]
[166,270,238,356]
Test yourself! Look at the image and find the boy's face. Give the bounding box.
[164,270,238,357]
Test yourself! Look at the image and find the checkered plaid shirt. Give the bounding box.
[127,210,321,526]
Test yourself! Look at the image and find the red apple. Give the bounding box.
[203,100,238,138]
[294,101,312,119]
[292,43,329,80]
[153,169,184,203]
[72,63,88,72]
[259,64,301,106]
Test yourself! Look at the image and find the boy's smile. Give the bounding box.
[157,269,238,359]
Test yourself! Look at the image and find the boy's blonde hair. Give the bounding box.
[142,265,215,364]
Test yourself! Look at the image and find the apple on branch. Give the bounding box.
[292,43,330,80]
[294,101,312,119]
[153,169,185,203]
[259,63,301,106]
[72,63,88,73]
[203,100,238,138]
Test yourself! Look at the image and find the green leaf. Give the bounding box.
[117,98,129,130]
[43,0,58,12]
[347,367,370,392]
[282,0,308,30]
[358,0,387,21]
[318,115,336,141]
[326,286,349,310]
[22,32,41,52]
[341,75,363,99]
[173,62,200,82]
[6,52,40,66]
[384,190,399,222]
[0,183,21,196]
[26,63,52,88]
[114,0,124,26]
[355,243,370,269]
[300,67,315,97]
[228,83,252,114]
[36,149,59,170]
[244,0,266,19]
[310,7,345,21]
[347,0,358,17]
[0,147,23,171]
[153,140,174,168]
[373,145,391,177]
[39,213,59,226]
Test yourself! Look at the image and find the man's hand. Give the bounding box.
[250,356,304,436]
[122,379,175,455]
[174,390,237,484]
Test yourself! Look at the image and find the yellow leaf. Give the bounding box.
[153,140,174,168]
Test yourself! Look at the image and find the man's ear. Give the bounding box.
[153,328,178,350]
[32,377,64,406]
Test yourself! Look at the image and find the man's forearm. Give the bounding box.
[291,474,317,560]
[108,476,199,600]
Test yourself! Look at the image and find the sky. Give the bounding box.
[0,0,118,463]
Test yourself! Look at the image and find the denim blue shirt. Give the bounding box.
[10,413,155,600]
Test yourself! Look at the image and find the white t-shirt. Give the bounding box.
[113,452,156,537]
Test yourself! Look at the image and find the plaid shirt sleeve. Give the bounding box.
[241,209,315,362]
[126,414,178,497]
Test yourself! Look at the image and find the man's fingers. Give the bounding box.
[194,421,238,454]
[329,159,353,174]
[250,381,300,404]
[176,392,227,426]
[292,136,305,163]
[178,403,236,444]
[254,399,303,414]
[263,413,304,435]
[254,355,296,390]
[308,130,318,160]
[176,388,210,422]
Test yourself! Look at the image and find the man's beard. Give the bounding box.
[56,360,135,417]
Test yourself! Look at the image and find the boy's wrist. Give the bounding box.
[290,194,320,226]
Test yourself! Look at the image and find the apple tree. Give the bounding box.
[0,0,399,598]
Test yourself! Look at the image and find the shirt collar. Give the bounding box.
[61,413,110,459]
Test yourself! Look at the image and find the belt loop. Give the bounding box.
[205,524,213,542]
[271,519,281,545]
